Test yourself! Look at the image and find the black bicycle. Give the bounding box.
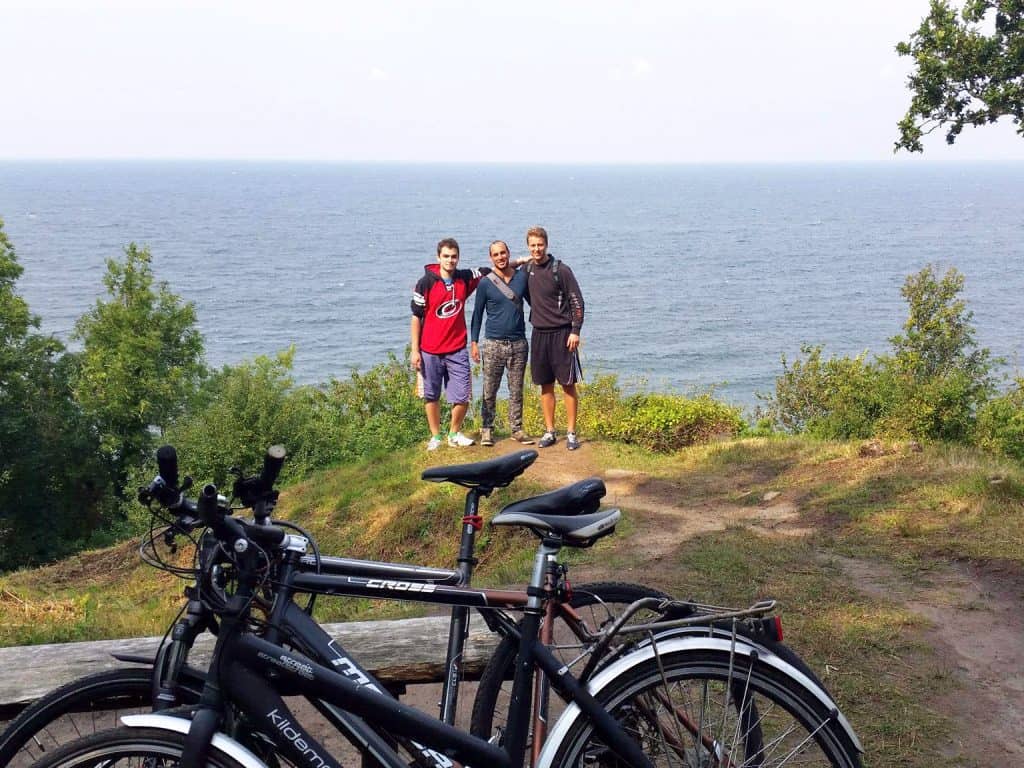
[22,450,863,768]
[1,447,667,767]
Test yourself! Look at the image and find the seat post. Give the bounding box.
[454,487,484,585]
[438,486,486,725]
[525,537,563,614]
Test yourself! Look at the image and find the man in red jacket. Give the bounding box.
[410,238,485,451]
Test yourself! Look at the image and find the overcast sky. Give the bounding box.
[3,0,1023,163]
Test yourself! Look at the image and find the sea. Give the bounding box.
[0,162,1021,411]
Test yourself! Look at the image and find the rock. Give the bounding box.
[859,439,887,458]
[762,491,781,502]
[605,468,642,479]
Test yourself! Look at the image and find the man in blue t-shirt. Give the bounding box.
[470,240,535,446]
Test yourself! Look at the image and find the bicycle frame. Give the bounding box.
[179,538,657,768]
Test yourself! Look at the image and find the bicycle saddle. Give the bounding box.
[491,507,620,548]
[495,477,606,517]
[421,449,538,488]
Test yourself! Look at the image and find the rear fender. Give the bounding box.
[535,636,863,768]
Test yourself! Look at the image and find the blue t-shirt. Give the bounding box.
[470,268,528,342]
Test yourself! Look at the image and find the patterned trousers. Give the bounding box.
[480,337,529,432]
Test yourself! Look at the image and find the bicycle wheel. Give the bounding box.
[0,667,203,768]
[544,647,862,768]
[470,581,668,743]
[20,725,247,768]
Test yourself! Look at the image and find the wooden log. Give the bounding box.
[0,615,499,708]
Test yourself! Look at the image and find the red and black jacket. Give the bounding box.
[411,264,486,355]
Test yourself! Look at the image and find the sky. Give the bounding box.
[3,0,1023,163]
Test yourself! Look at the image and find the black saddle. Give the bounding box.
[496,477,606,518]
[492,507,621,548]
[421,450,538,489]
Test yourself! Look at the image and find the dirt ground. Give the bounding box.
[518,438,1024,764]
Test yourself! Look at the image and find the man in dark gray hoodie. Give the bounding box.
[523,226,585,451]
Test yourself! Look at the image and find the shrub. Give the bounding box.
[875,365,984,442]
[976,379,1024,462]
[607,393,745,452]
[161,349,318,488]
[768,346,884,439]
[320,354,424,459]
[502,374,742,452]
[156,351,424,496]
[766,265,996,444]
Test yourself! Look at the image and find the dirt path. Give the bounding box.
[520,438,1024,764]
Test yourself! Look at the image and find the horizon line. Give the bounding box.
[2,157,1022,166]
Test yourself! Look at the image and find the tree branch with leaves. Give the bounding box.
[896,0,1024,152]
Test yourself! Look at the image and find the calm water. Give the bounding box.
[1,162,1021,409]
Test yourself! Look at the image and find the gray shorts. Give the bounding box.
[417,348,472,403]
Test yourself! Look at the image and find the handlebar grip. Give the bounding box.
[197,483,219,522]
[259,445,287,488]
[156,445,179,488]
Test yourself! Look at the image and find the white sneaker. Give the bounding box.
[426,435,444,451]
[447,431,475,447]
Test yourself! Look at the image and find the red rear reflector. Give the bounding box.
[773,615,784,642]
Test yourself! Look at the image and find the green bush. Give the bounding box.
[766,265,996,444]
[160,349,319,488]
[606,392,744,451]
[321,353,424,459]
[768,346,883,439]
[976,379,1024,462]
[513,373,625,439]
[512,374,742,452]
[155,351,424,496]
[875,366,984,443]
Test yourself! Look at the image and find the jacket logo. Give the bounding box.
[436,299,462,318]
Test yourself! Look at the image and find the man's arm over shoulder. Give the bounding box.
[561,263,585,334]
[455,266,491,295]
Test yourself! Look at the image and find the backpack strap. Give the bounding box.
[527,257,564,310]
[486,271,522,308]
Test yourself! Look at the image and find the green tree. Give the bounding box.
[888,265,993,383]
[896,0,1024,152]
[72,244,205,493]
[767,265,995,442]
[879,266,996,441]
[0,220,106,570]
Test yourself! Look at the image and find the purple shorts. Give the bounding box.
[417,348,472,403]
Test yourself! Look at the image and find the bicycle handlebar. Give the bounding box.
[140,445,290,548]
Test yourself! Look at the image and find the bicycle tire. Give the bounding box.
[19,725,247,768]
[470,581,669,744]
[543,646,862,768]
[0,666,204,768]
